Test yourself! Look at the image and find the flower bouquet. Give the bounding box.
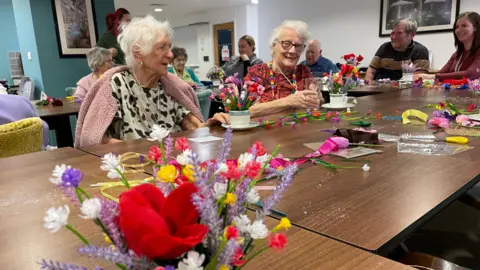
[206,66,226,85]
[325,54,363,96]
[42,127,297,270]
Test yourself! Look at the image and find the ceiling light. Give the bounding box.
[154,8,163,12]
[251,0,258,4]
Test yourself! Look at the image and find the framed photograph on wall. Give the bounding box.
[379,0,460,37]
[52,0,98,57]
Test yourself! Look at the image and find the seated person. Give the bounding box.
[366,19,430,81]
[301,40,339,77]
[244,20,322,118]
[416,12,480,81]
[222,35,263,80]
[97,8,131,65]
[0,94,49,149]
[168,47,203,88]
[75,16,228,147]
[74,47,113,100]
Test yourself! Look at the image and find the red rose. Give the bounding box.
[248,142,267,156]
[175,137,190,151]
[340,64,353,75]
[356,55,364,63]
[147,145,162,164]
[119,183,208,260]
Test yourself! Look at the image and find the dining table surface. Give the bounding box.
[34,99,81,118]
[78,86,480,256]
[0,147,413,269]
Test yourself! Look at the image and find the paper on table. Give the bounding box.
[189,136,223,143]
[304,142,322,151]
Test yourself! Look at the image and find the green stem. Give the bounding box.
[237,246,269,270]
[116,168,130,189]
[160,143,167,166]
[77,187,91,199]
[206,239,227,270]
[75,188,84,204]
[65,224,89,245]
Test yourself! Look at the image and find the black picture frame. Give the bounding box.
[51,0,99,58]
[379,0,460,37]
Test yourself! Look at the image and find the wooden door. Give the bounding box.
[213,22,235,67]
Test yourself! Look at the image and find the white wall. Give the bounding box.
[258,0,480,69]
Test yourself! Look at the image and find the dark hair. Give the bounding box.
[239,35,256,52]
[454,12,480,56]
[106,8,130,36]
[171,47,188,61]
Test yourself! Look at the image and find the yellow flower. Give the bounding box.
[277,166,284,171]
[274,217,291,232]
[182,164,196,182]
[218,265,229,270]
[157,165,178,183]
[103,233,112,244]
[224,193,237,205]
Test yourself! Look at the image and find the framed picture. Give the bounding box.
[52,0,98,57]
[379,0,460,37]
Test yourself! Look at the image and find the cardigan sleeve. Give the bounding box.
[436,51,480,81]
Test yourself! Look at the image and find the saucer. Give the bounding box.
[221,122,259,130]
[321,103,356,110]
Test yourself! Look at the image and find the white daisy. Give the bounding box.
[44,205,70,233]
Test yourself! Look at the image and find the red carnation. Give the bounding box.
[221,162,242,179]
[245,161,261,179]
[268,233,288,251]
[175,175,189,186]
[356,55,364,63]
[341,64,353,75]
[118,183,208,260]
[220,93,226,99]
[248,83,259,93]
[468,103,477,112]
[343,54,355,60]
[147,145,162,164]
[232,247,246,266]
[175,137,190,151]
[249,142,267,156]
[224,226,240,240]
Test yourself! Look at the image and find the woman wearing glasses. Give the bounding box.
[168,47,204,88]
[245,20,322,118]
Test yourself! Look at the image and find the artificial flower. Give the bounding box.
[182,164,196,182]
[100,153,121,172]
[176,149,193,166]
[256,154,271,167]
[119,183,208,259]
[218,265,229,270]
[107,165,124,179]
[456,115,470,126]
[175,175,189,186]
[238,153,255,169]
[468,103,477,112]
[79,198,102,220]
[274,217,291,232]
[268,233,288,251]
[428,117,450,129]
[148,125,170,142]
[249,142,267,156]
[214,183,228,200]
[44,205,70,233]
[232,248,246,266]
[246,189,260,204]
[224,226,240,240]
[215,163,229,175]
[362,164,370,172]
[248,220,268,239]
[244,161,261,179]
[49,164,71,185]
[61,168,84,187]
[224,193,237,205]
[356,55,364,63]
[233,215,251,233]
[175,137,190,151]
[147,145,163,164]
[157,165,178,183]
[177,251,205,270]
[352,98,358,104]
[221,163,242,180]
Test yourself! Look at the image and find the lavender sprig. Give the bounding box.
[260,164,297,218]
[98,199,124,250]
[192,192,222,253]
[78,245,152,270]
[164,136,174,163]
[218,240,239,268]
[38,259,100,270]
[227,178,252,224]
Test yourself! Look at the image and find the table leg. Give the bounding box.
[43,116,74,148]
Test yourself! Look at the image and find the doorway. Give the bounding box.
[213,22,235,67]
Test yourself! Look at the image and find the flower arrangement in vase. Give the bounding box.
[41,127,297,270]
[206,66,226,85]
[322,54,362,107]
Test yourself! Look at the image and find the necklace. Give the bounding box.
[455,52,469,72]
[131,69,157,88]
[269,62,297,100]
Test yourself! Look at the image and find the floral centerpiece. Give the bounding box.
[41,127,297,270]
[325,54,363,96]
[206,66,226,85]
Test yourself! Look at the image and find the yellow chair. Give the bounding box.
[0,117,43,158]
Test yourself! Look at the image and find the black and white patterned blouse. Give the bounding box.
[108,71,190,140]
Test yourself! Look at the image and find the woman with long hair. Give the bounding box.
[97,8,131,65]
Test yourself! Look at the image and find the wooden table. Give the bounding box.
[80,87,480,255]
[35,100,81,148]
[0,148,411,269]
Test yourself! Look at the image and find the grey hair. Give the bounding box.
[269,20,312,55]
[86,47,111,71]
[394,18,418,35]
[118,15,174,68]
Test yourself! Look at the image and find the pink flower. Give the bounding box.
[175,137,191,151]
[221,163,242,179]
[329,137,349,149]
[456,115,470,126]
[428,117,450,129]
[269,158,292,170]
[268,233,288,251]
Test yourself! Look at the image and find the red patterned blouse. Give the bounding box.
[244,63,313,103]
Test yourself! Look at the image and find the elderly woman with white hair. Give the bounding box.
[244,20,322,117]
[74,47,113,100]
[75,15,228,147]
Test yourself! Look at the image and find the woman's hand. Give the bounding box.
[207,113,230,126]
[241,54,250,61]
[414,73,435,80]
[285,90,320,109]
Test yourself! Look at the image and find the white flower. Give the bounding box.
[43,205,70,233]
[240,90,247,100]
[233,215,251,233]
[49,164,71,185]
[79,198,102,220]
[255,154,271,167]
[148,124,170,142]
[107,165,124,179]
[176,149,193,165]
[226,99,231,104]
[177,251,205,270]
[238,152,255,169]
[214,163,228,175]
[246,189,260,204]
[347,108,351,113]
[213,183,227,200]
[362,164,370,172]
[247,220,268,239]
[100,153,121,172]
[353,98,358,104]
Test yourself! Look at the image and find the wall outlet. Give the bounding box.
[27,52,32,61]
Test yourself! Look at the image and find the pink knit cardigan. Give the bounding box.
[75,66,203,148]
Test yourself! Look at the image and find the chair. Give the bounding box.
[0,117,43,158]
[18,76,35,100]
[196,89,213,121]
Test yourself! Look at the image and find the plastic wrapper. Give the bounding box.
[397,141,473,156]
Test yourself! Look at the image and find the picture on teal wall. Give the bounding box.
[52,0,98,57]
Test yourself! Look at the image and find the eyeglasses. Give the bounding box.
[276,40,306,52]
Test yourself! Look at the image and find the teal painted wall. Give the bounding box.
[29,0,115,98]
[0,0,19,83]
[11,0,44,91]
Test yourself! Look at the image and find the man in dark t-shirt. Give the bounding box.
[366,19,430,81]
